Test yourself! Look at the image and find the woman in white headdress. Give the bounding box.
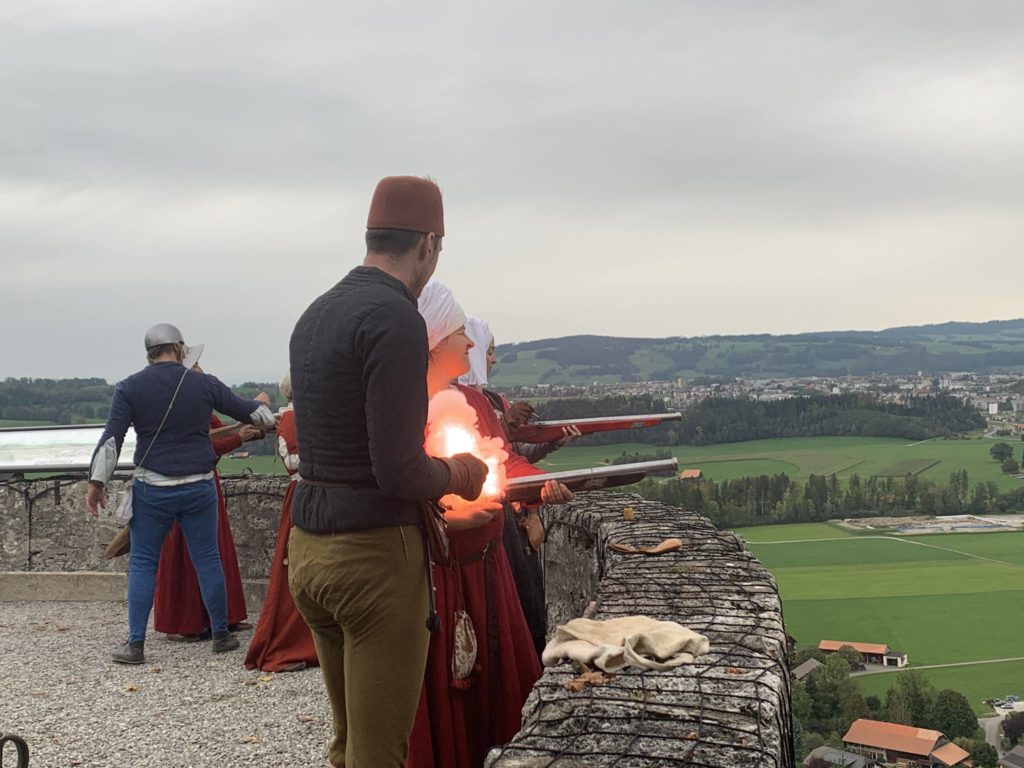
[455,316,583,658]
[407,280,569,768]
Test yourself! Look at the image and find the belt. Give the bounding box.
[433,538,499,568]
[297,475,361,489]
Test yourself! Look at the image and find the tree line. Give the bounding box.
[637,469,1024,528]
[0,377,286,424]
[0,378,286,457]
[0,377,115,423]
[534,393,986,447]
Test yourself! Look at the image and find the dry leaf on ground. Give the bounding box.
[563,668,615,692]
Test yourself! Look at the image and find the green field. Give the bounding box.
[733,522,854,542]
[216,454,288,476]
[857,661,1024,714]
[737,522,1024,714]
[541,435,1024,490]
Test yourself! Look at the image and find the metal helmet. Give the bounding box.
[144,323,185,350]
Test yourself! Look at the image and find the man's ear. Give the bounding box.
[419,232,435,262]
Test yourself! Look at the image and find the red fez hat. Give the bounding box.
[366,176,444,237]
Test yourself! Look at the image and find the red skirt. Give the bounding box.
[153,473,247,634]
[406,512,541,768]
[244,480,318,671]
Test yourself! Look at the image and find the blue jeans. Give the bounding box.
[127,479,226,642]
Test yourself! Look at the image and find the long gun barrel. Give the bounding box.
[504,458,678,504]
[511,412,682,444]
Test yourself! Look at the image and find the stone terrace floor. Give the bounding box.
[0,602,334,768]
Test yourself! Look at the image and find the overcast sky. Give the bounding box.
[2,1,1023,383]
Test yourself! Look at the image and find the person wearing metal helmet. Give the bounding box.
[86,323,276,665]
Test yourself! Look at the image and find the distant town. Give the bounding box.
[503,371,1024,425]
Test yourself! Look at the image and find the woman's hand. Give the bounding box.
[504,401,535,430]
[255,391,271,405]
[442,496,502,531]
[554,425,583,448]
[540,480,574,505]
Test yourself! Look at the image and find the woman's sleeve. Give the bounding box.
[212,433,244,457]
[277,435,300,472]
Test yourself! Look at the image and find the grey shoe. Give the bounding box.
[112,640,145,665]
[211,631,240,654]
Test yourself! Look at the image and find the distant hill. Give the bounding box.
[490,319,1024,386]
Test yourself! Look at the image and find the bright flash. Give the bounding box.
[426,391,508,500]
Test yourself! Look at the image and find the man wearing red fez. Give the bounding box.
[287,176,489,768]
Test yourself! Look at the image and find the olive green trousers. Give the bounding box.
[288,524,429,768]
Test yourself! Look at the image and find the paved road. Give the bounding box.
[979,715,1004,754]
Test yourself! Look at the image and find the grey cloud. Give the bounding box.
[2,0,1023,380]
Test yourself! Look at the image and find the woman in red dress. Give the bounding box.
[153,414,259,637]
[244,374,318,672]
[406,281,572,768]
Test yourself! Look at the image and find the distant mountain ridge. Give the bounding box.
[490,318,1024,386]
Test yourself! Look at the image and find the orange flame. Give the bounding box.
[425,390,507,500]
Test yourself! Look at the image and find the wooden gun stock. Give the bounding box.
[511,413,682,444]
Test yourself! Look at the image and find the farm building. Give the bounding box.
[818,640,908,667]
[792,657,823,681]
[842,719,971,767]
[679,468,703,479]
[1000,745,1024,768]
[803,745,880,767]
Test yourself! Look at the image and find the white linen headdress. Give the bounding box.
[458,316,493,387]
[417,279,467,351]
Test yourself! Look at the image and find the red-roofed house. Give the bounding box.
[818,640,908,667]
[843,718,972,767]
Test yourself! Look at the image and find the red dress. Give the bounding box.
[153,416,248,634]
[406,386,543,768]
[244,409,318,671]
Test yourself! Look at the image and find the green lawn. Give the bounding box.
[902,530,1024,566]
[776,560,1024,600]
[732,522,854,542]
[874,458,942,476]
[856,661,1024,716]
[780,587,1024,667]
[743,521,1024,712]
[752,538,969,570]
[540,435,1024,490]
[216,454,288,476]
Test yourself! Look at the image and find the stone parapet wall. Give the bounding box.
[0,476,289,578]
[490,494,795,768]
[1,478,793,765]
